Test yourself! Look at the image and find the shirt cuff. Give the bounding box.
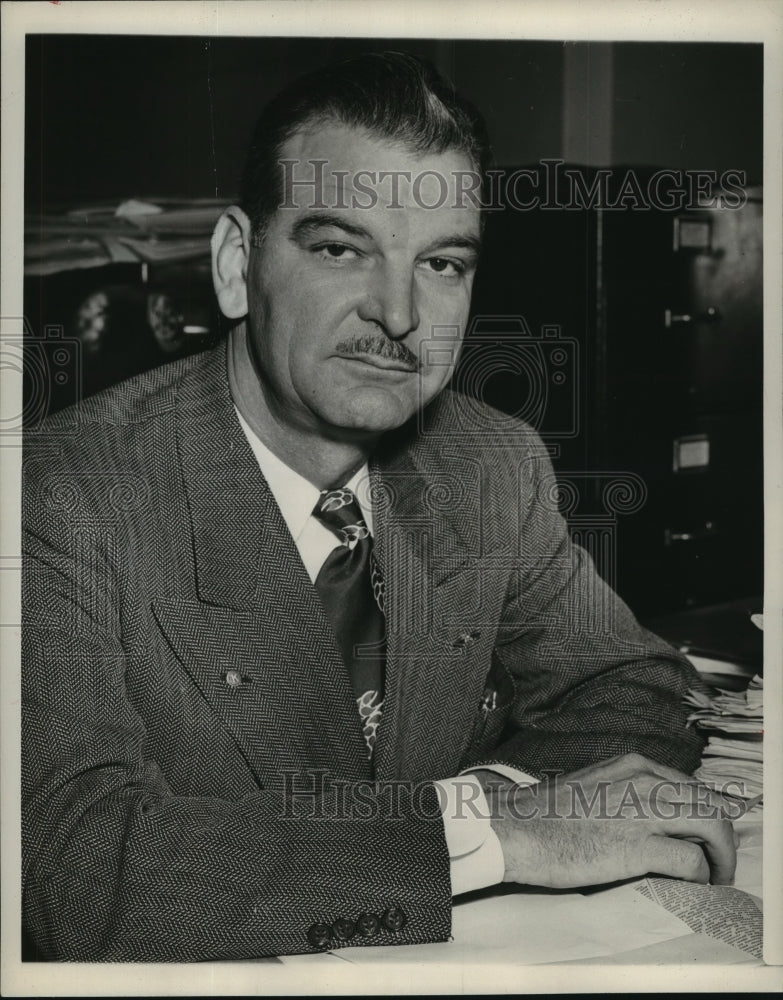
[434,774,505,896]
[434,768,541,896]
[462,763,539,787]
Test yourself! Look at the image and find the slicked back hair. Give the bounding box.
[240,51,492,242]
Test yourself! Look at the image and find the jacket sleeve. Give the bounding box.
[21,465,451,962]
[461,433,706,779]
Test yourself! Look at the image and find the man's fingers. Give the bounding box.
[659,819,737,885]
[646,835,711,884]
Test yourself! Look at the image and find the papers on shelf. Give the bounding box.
[686,675,764,799]
[697,759,763,799]
[687,675,763,715]
[119,203,226,236]
[115,198,164,219]
[699,737,762,761]
[25,197,231,274]
[116,236,212,264]
[685,652,757,680]
[23,237,112,276]
[685,677,763,733]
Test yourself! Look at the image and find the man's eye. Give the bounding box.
[420,257,464,277]
[314,243,358,263]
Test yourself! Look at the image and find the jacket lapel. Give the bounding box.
[371,424,498,782]
[160,347,369,783]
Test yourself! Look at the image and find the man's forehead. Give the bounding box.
[275,120,482,232]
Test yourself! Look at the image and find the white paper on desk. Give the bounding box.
[734,813,763,898]
[331,886,692,966]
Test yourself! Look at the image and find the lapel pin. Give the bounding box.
[453,629,481,649]
[223,669,251,688]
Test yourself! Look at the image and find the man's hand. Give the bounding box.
[480,753,737,890]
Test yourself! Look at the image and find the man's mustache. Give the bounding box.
[335,335,421,371]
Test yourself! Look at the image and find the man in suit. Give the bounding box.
[22,51,735,962]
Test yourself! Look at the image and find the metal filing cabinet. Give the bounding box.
[464,168,763,618]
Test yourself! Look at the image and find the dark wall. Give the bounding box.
[24,36,564,211]
[612,42,763,182]
[25,37,761,210]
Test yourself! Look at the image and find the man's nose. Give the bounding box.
[357,262,420,339]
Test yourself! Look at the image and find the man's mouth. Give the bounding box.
[334,335,421,374]
[339,352,419,373]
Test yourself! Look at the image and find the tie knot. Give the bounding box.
[313,487,370,548]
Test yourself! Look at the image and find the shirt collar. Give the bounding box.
[234,407,373,542]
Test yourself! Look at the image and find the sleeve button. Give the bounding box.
[306,922,332,949]
[331,917,356,941]
[355,912,381,937]
[382,906,407,932]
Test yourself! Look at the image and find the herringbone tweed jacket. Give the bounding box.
[22,343,704,962]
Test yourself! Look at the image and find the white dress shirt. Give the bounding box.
[235,407,537,895]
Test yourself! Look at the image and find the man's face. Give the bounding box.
[244,122,481,438]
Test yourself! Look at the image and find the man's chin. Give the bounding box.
[323,385,420,436]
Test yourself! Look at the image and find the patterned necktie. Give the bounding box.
[312,487,385,757]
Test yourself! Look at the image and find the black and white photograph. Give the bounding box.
[2,1,781,994]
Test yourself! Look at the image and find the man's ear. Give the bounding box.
[211,206,252,319]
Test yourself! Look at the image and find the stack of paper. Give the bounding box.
[115,236,212,264]
[685,676,763,800]
[116,199,227,236]
[25,197,231,275]
[23,235,113,275]
[114,198,228,260]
